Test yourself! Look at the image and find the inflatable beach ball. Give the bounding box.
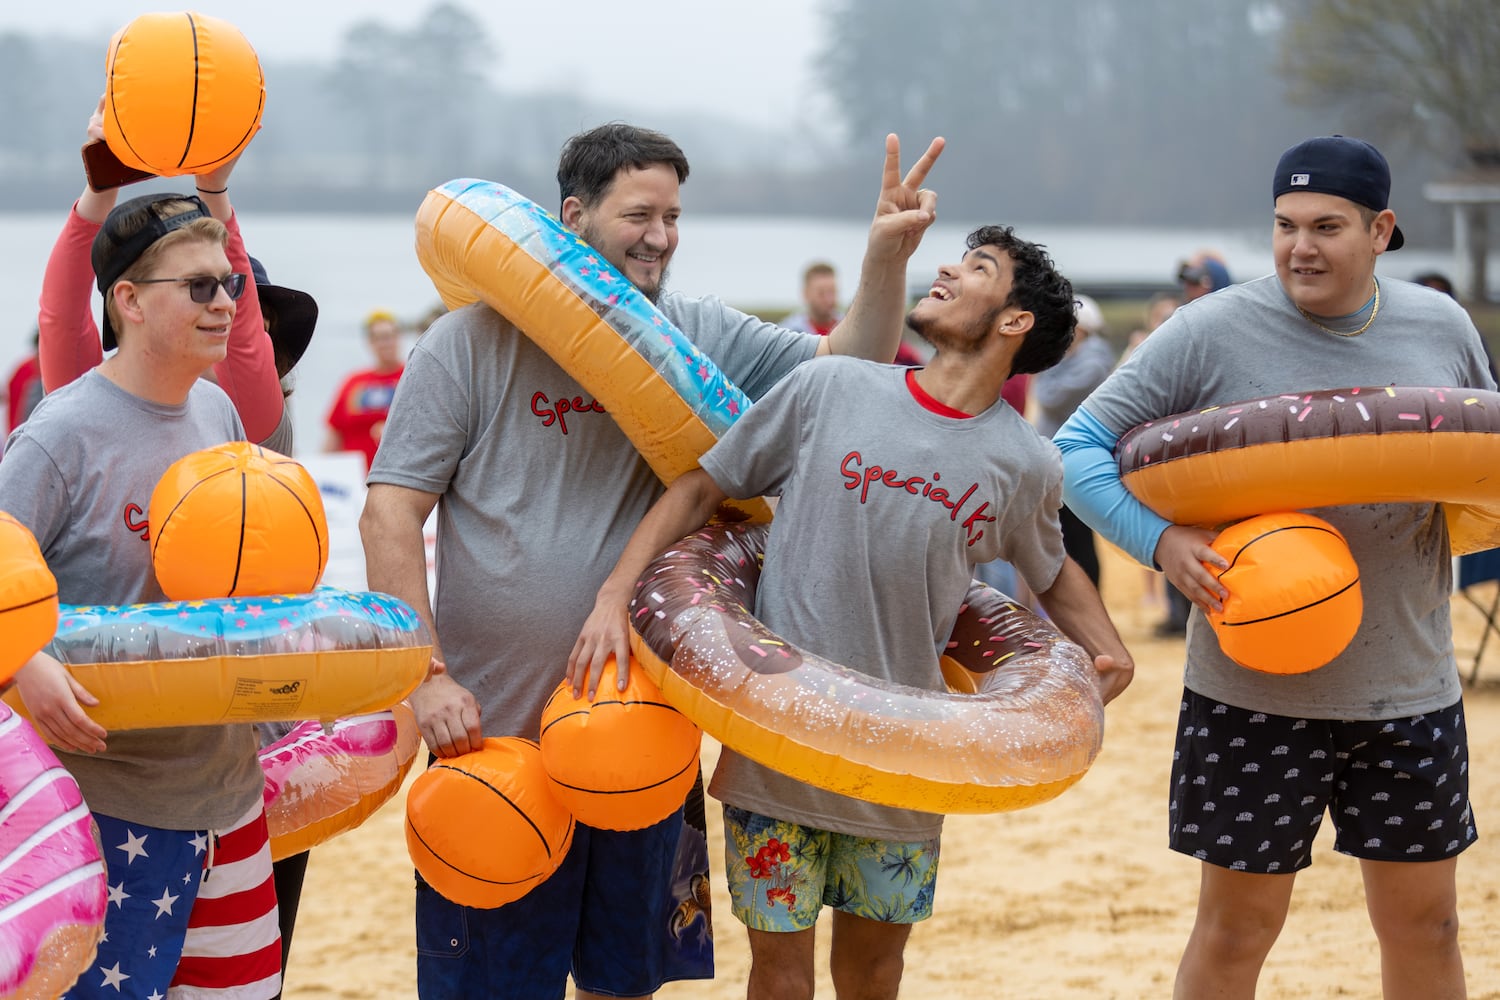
[103,11,264,176]
[405,738,576,909]
[1204,512,1362,675]
[149,442,328,600]
[0,512,59,684]
[540,656,702,831]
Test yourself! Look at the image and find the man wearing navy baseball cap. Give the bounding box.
[1054,134,1493,996]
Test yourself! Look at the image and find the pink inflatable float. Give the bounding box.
[0,702,107,999]
[260,704,422,861]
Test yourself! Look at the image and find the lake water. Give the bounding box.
[0,209,1480,455]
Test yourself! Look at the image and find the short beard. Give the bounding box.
[904,303,1001,355]
[578,222,669,304]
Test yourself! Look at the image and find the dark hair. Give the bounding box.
[965,225,1076,375]
[557,123,690,209]
[1413,272,1456,298]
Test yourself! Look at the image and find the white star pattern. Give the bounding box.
[190,832,208,855]
[117,829,149,864]
[147,945,157,958]
[107,882,130,908]
[152,887,179,918]
[100,961,130,990]
[148,992,165,1000]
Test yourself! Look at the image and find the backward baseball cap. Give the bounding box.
[92,192,213,350]
[1272,135,1405,251]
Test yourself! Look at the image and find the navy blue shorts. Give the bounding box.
[415,801,712,999]
[1169,688,1476,873]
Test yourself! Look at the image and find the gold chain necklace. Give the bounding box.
[1299,279,1379,338]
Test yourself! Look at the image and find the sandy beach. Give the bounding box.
[283,545,1500,999]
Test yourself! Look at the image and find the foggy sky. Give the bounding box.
[0,0,825,131]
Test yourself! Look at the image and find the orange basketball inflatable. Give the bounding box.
[103,11,264,176]
[149,442,328,600]
[1204,512,1363,675]
[0,512,59,684]
[405,738,576,909]
[539,657,702,831]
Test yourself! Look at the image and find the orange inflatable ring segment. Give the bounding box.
[2,589,430,733]
[414,178,770,522]
[260,704,422,862]
[1117,386,1500,556]
[628,523,1105,814]
[0,703,107,999]
[0,511,59,685]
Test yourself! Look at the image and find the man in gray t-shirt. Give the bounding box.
[1056,136,1489,997]
[361,123,942,1000]
[2,192,274,997]
[570,225,1131,1000]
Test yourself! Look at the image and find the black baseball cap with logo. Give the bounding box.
[1272,135,1405,251]
[91,192,213,350]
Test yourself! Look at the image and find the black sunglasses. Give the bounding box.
[132,273,247,303]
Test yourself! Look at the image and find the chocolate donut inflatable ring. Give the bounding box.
[1117,386,1500,555]
[628,522,1105,814]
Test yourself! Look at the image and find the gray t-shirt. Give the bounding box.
[258,404,294,456]
[0,369,263,829]
[700,357,1067,839]
[1030,333,1116,438]
[1081,275,1495,719]
[368,293,820,740]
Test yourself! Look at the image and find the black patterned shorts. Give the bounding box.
[1168,688,1476,873]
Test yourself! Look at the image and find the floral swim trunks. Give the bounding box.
[721,804,940,932]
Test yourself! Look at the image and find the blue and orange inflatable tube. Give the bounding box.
[3,589,431,731]
[414,178,770,521]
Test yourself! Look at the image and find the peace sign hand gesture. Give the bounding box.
[866,133,944,264]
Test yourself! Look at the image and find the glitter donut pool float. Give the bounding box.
[0,703,108,1000]
[1116,386,1500,555]
[414,177,769,521]
[2,589,431,732]
[628,522,1105,814]
[411,180,1104,811]
[260,703,422,861]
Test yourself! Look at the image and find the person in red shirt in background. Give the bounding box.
[5,331,43,433]
[324,309,404,470]
[780,261,843,336]
[785,260,930,366]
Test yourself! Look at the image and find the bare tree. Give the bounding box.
[1278,0,1500,163]
[326,3,495,190]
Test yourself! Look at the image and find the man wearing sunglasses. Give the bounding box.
[0,192,285,998]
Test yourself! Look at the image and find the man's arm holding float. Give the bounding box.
[1054,406,1225,612]
[360,483,483,757]
[569,468,728,700]
[1034,557,1135,705]
[819,134,944,363]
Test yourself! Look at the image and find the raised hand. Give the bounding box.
[867,133,944,263]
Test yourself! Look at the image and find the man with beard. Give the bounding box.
[569,224,1133,1000]
[360,122,943,999]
